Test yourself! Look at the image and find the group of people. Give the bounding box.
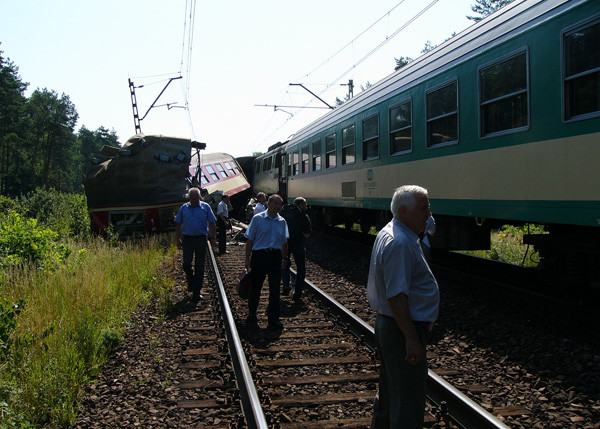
[174,189,311,308]
[175,184,439,428]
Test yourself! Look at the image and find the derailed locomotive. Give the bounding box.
[251,0,600,289]
[85,134,250,238]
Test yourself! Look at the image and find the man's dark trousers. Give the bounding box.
[217,217,227,253]
[182,235,207,295]
[282,239,306,299]
[248,249,282,324]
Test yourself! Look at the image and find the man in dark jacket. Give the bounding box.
[280,197,311,302]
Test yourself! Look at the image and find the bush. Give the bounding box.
[0,211,71,268]
[15,188,91,240]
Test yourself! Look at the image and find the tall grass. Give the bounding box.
[0,237,175,426]
[461,224,545,267]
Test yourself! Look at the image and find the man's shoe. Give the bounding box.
[293,295,302,304]
[267,320,283,330]
[282,287,291,296]
[192,293,203,301]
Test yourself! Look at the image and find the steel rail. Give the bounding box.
[295,268,509,429]
[208,246,268,429]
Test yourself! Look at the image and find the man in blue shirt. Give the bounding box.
[367,185,440,428]
[244,194,289,330]
[175,187,217,300]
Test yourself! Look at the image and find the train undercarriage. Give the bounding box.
[309,205,600,291]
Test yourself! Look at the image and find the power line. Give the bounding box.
[316,0,439,96]
[294,0,409,82]
[257,0,440,148]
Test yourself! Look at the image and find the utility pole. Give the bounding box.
[128,76,183,135]
[129,78,142,135]
[341,79,354,100]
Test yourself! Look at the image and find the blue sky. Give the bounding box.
[1,0,477,157]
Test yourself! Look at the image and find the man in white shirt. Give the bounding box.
[244,194,289,330]
[216,194,230,254]
[253,192,267,217]
[367,185,440,428]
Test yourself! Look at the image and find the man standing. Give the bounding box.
[244,194,289,330]
[280,197,311,302]
[253,192,267,217]
[216,194,231,254]
[367,185,440,428]
[175,187,217,300]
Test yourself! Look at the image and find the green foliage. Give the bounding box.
[15,188,91,240]
[100,329,124,354]
[394,56,413,71]
[1,47,122,197]
[462,224,545,267]
[0,237,173,426]
[0,211,71,268]
[468,0,514,22]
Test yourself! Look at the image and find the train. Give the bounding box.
[84,134,250,238]
[249,0,600,289]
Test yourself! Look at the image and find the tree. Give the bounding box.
[0,49,28,195]
[467,0,514,22]
[24,88,79,191]
[78,125,120,180]
[421,41,437,54]
[394,56,413,71]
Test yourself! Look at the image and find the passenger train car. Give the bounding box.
[85,134,250,238]
[252,0,600,288]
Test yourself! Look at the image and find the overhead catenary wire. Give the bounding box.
[294,0,409,82]
[257,0,440,150]
[180,0,197,140]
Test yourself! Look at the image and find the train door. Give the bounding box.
[278,151,287,200]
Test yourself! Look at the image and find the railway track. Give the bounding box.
[211,243,507,428]
[77,230,599,427]
[300,232,600,427]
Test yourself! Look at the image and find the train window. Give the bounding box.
[563,18,600,120]
[293,151,299,176]
[254,160,260,175]
[275,154,281,169]
[326,133,336,169]
[287,153,292,177]
[224,162,236,175]
[216,163,228,178]
[479,50,528,137]
[362,114,379,161]
[200,169,209,185]
[426,80,458,147]
[301,145,309,173]
[263,156,272,172]
[312,139,321,171]
[390,100,412,154]
[342,124,355,165]
[206,165,219,181]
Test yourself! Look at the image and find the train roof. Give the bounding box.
[195,152,237,164]
[85,134,193,210]
[286,0,580,146]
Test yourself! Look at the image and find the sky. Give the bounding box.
[1,0,478,157]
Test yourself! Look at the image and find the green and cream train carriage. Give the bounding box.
[253,0,600,288]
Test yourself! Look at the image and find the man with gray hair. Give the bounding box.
[367,185,440,428]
